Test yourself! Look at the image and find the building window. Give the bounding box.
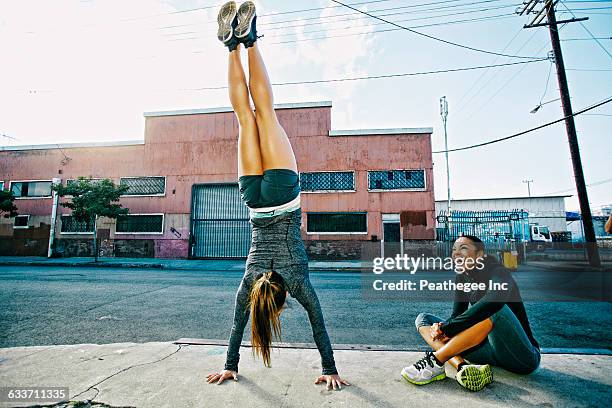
[300,171,355,192]
[120,177,165,196]
[368,170,425,191]
[10,181,52,198]
[14,215,30,228]
[116,214,164,234]
[66,178,103,187]
[60,215,93,233]
[0,181,4,190]
[307,212,367,234]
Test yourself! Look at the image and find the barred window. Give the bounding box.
[10,181,52,197]
[307,212,367,233]
[116,214,164,233]
[66,178,103,187]
[14,215,29,228]
[368,170,425,190]
[61,215,93,233]
[120,177,165,195]
[300,171,355,192]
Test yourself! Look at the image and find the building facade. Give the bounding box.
[0,101,435,259]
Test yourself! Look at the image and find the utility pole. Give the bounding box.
[517,0,600,267]
[523,179,534,197]
[440,96,451,239]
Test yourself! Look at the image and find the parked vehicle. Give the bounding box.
[530,224,552,243]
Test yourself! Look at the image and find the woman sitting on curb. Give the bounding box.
[401,235,540,391]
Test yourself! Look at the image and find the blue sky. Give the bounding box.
[1,0,610,212]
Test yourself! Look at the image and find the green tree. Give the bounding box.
[52,177,130,261]
[0,188,19,218]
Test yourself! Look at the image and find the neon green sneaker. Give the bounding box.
[456,364,493,391]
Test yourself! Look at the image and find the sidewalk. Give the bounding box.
[0,341,609,407]
[0,256,368,272]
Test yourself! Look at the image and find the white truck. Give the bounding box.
[530,224,552,243]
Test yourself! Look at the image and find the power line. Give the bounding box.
[432,96,612,153]
[158,0,425,29]
[258,9,519,40]
[15,0,397,34]
[542,178,612,195]
[194,0,503,28]
[262,14,516,45]
[171,2,521,39]
[456,26,545,116]
[460,30,556,120]
[330,0,544,59]
[538,60,555,105]
[559,1,612,58]
[260,0,510,28]
[561,37,612,41]
[184,58,547,91]
[566,67,612,70]
[179,12,516,45]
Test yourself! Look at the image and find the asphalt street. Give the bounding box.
[1,265,610,350]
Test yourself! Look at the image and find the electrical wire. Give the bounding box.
[541,178,612,196]
[183,59,547,91]
[330,0,545,59]
[170,2,522,39]
[262,14,516,45]
[559,1,612,58]
[432,96,612,153]
[455,26,544,116]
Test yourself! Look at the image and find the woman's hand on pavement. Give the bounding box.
[206,370,237,384]
[314,374,350,390]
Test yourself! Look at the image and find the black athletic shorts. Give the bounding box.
[238,169,300,208]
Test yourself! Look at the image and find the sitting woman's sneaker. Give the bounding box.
[401,351,446,385]
[235,1,260,48]
[217,1,239,51]
[456,364,493,391]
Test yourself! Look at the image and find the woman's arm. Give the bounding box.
[289,271,338,375]
[441,272,514,337]
[223,276,251,373]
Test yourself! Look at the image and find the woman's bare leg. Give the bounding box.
[229,46,263,177]
[417,326,466,370]
[246,42,298,172]
[433,318,493,364]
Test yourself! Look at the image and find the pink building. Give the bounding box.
[0,101,435,259]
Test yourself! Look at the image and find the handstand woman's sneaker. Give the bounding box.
[401,351,446,385]
[456,364,493,391]
[217,1,239,51]
[235,1,260,48]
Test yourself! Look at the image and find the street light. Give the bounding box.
[440,96,451,237]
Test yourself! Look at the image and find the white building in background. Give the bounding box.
[435,195,570,233]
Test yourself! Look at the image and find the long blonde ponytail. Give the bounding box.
[249,271,286,367]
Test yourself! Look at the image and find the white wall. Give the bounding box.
[435,196,568,232]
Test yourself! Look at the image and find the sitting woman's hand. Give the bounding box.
[315,374,350,390]
[206,369,237,384]
[430,322,450,342]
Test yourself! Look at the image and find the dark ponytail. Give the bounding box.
[249,271,287,367]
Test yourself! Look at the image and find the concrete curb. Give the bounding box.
[0,261,165,269]
[174,338,612,355]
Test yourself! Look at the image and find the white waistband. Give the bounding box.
[249,194,301,214]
